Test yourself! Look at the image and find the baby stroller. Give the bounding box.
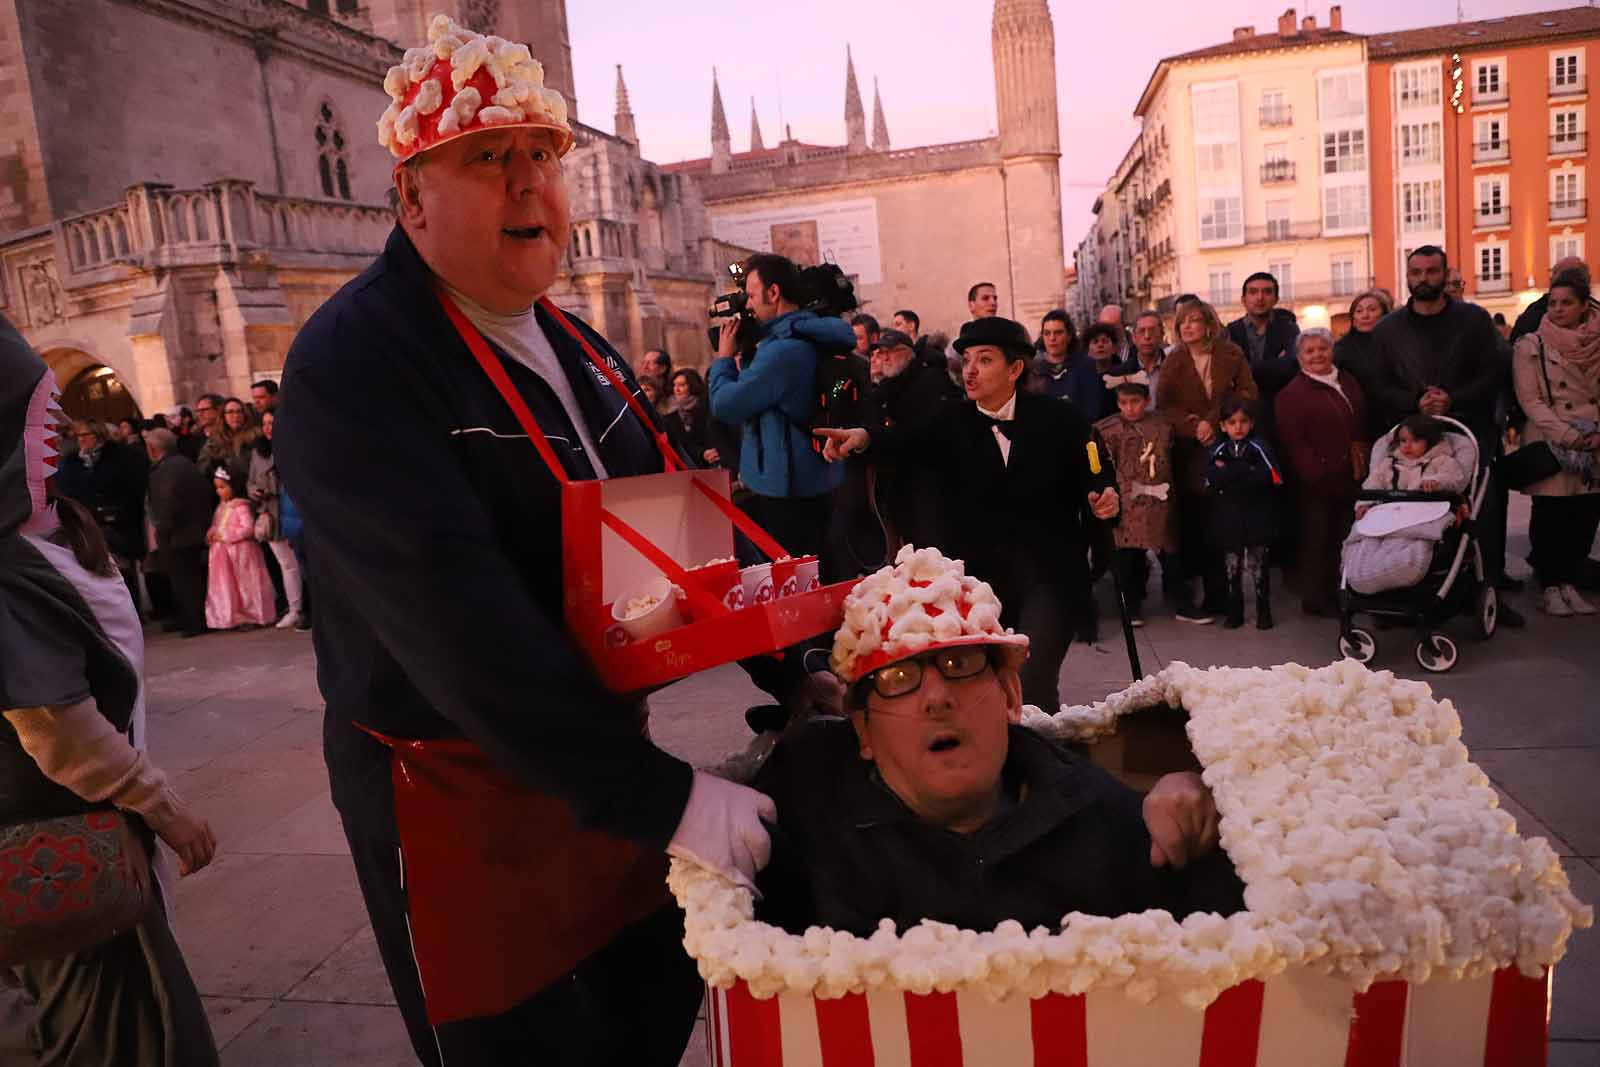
[1337,415,1497,673]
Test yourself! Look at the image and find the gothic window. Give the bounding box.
[315,102,352,200]
[458,0,500,33]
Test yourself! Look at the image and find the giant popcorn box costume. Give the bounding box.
[674,655,1593,1066]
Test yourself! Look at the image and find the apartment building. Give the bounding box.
[1133,7,1374,326]
[1368,7,1600,320]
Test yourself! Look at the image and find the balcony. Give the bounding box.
[1473,84,1509,106]
[1552,197,1587,220]
[1473,139,1510,162]
[1260,159,1296,184]
[1243,220,1322,244]
[1551,132,1586,156]
[1259,105,1293,128]
[1551,75,1586,97]
[1475,204,1510,228]
[1477,273,1510,294]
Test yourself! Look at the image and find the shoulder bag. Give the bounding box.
[1499,337,1564,491]
[0,809,151,963]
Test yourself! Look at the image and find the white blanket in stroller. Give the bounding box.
[1342,503,1455,595]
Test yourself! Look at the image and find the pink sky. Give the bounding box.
[569,0,1556,246]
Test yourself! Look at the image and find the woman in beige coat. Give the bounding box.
[1512,268,1600,616]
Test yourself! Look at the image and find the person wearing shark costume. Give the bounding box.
[0,314,218,1065]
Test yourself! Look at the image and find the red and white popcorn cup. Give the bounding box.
[685,558,744,616]
[772,557,800,599]
[793,555,820,593]
[741,563,775,607]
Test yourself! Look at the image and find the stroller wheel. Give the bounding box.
[1474,584,1498,639]
[1339,627,1377,664]
[1414,633,1458,673]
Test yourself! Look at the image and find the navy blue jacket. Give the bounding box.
[1204,434,1282,549]
[1226,308,1300,440]
[708,310,853,499]
[1029,352,1111,421]
[274,226,692,847]
[754,720,1244,936]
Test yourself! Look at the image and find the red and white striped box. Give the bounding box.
[703,965,1551,1067]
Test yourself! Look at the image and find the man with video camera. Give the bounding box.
[708,253,856,565]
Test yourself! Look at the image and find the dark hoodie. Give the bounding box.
[0,314,140,820]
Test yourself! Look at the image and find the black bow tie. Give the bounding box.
[980,414,1014,440]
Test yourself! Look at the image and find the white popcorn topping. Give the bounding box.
[622,593,664,620]
[377,15,566,159]
[477,104,521,126]
[673,661,1593,1008]
[413,78,443,116]
[830,546,1021,681]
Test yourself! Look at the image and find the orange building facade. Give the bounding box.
[1368,8,1600,320]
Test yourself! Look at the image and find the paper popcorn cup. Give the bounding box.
[772,557,800,599]
[610,578,684,642]
[741,563,775,608]
[794,556,820,593]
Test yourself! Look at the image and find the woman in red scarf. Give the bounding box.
[1512,268,1600,616]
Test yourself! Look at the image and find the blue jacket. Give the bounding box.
[708,310,854,499]
[1204,433,1282,548]
[1030,352,1111,421]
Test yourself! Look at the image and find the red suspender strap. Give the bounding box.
[438,289,570,487]
[597,509,724,619]
[689,477,792,562]
[539,296,682,473]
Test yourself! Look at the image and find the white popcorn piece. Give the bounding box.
[449,86,481,127]
[405,45,434,82]
[477,105,522,127]
[393,105,419,146]
[668,661,1595,1010]
[413,78,444,116]
[450,37,491,92]
[383,64,408,100]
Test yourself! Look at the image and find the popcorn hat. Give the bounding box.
[830,546,1029,685]
[378,13,574,164]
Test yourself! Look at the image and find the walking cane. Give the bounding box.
[1088,440,1143,681]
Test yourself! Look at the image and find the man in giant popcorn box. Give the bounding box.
[753,547,1243,936]
[275,14,815,1065]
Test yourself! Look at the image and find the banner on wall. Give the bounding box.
[711,198,883,285]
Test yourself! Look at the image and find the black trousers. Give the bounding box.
[163,544,209,635]
[1296,487,1355,614]
[999,562,1085,711]
[738,492,834,577]
[1479,465,1511,582]
[1529,493,1600,587]
[1177,493,1226,609]
[1112,548,1152,612]
[342,819,703,1067]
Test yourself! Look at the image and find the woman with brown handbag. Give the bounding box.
[0,317,218,1065]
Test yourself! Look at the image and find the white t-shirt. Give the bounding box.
[445,285,610,479]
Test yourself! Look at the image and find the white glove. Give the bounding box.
[666,770,777,893]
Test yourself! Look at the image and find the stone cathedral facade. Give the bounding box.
[666,0,1067,338]
[0,0,724,420]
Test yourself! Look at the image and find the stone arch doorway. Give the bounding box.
[43,348,144,427]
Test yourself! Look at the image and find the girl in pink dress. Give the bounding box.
[205,466,275,630]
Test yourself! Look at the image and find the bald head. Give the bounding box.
[1097,305,1125,329]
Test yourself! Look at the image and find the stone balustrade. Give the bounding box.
[52,180,391,280]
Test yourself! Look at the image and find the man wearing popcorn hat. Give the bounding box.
[753,547,1244,938]
[274,15,780,1064]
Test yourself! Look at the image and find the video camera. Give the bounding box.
[706,258,860,352]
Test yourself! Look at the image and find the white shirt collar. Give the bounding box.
[976,390,1018,421]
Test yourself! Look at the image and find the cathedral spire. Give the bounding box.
[614,65,637,146]
[844,46,866,154]
[991,0,1060,158]
[871,76,890,151]
[749,97,765,152]
[710,67,731,173]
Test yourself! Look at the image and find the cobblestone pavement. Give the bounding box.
[142,499,1599,1066]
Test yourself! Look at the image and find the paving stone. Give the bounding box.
[1549,1039,1600,1067]
[1552,858,1600,1042]
[284,926,396,1006]
[171,712,332,846]
[220,1001,415,1066]
[147,700,306,775]
[201,996,273,1051]
[1492,784,1576,857]
[1473,748,1600,857]
[232,791,350,857]
[173,852,370,1000]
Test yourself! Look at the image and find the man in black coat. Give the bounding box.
[1225,272,1300,442]
[866,328,957,551]
[274,21,789,1064]
[818,316,1120,711]
[143,428,213,637]
[1368,245,1522,603]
